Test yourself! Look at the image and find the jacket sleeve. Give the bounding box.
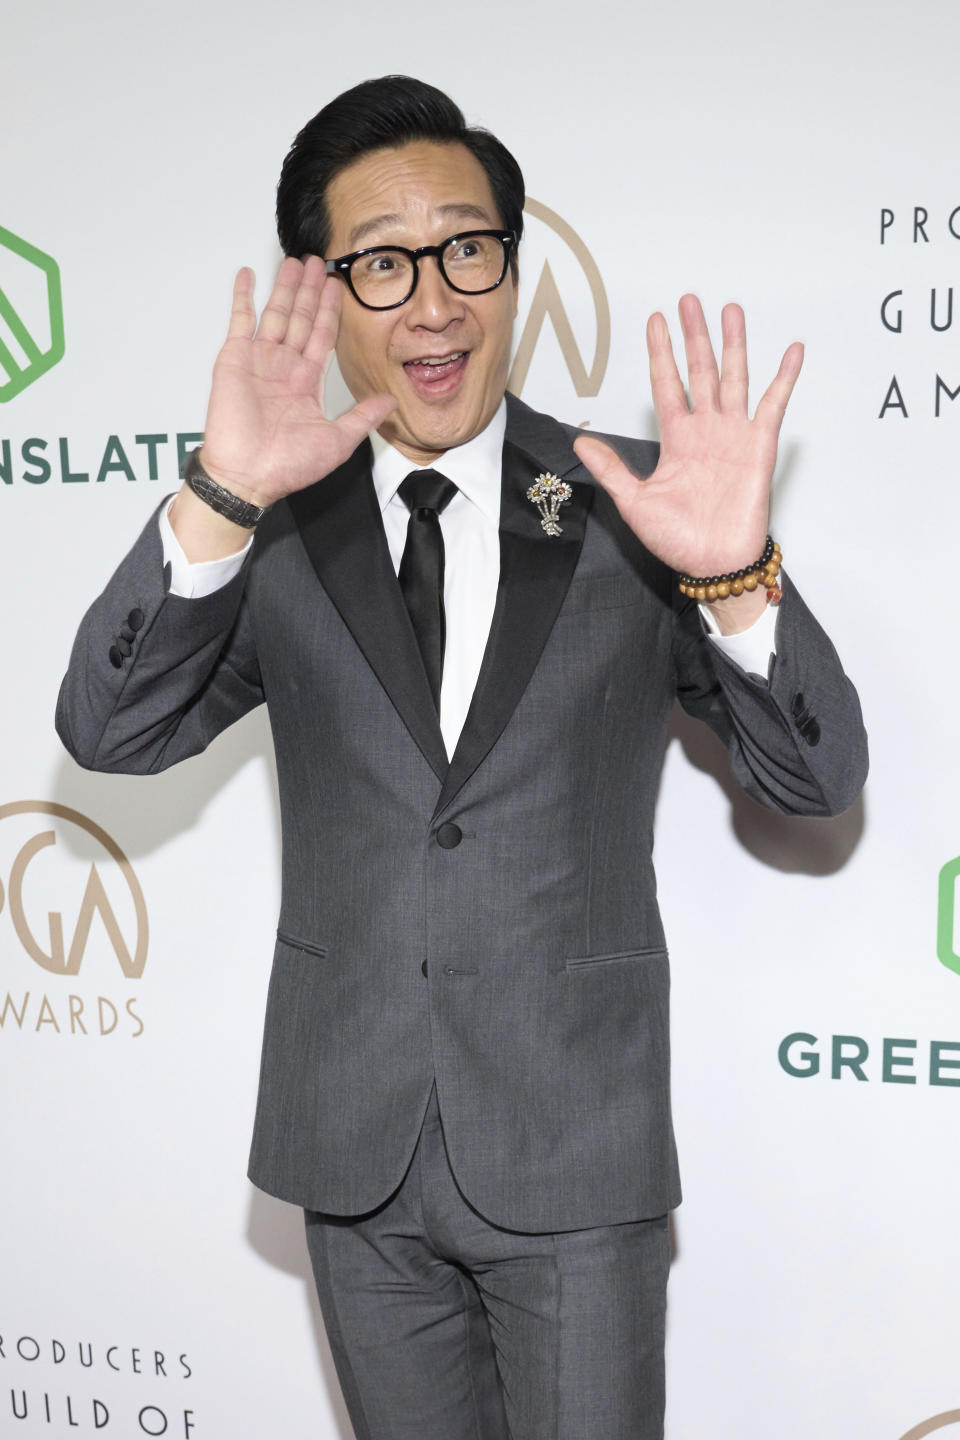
[56,507,263,775]
[671,573,868,816]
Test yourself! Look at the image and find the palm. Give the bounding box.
[574,296,802,578]
[201,257,395,506]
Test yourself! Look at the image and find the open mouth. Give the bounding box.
[403,351,469,397]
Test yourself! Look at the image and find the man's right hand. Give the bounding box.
[168,256,395,562]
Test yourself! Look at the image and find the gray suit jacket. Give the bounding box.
[57,393,867,1230]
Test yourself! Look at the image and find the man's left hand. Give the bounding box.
[573,295,803,633]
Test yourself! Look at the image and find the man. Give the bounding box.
[57,76,867,1440]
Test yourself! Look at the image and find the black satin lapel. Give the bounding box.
[434,438,593,818]
[287,444,448,783]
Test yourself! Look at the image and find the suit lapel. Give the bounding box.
[435,417,593,818]
[287,400,593,807]
[287,443,449,784]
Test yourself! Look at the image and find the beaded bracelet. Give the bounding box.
[677,537,782,602]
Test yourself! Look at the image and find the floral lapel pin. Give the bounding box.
[526,472,573,537]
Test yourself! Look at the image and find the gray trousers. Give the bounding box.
[304,1087,669,1440]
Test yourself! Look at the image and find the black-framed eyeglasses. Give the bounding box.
[325,230,517,311]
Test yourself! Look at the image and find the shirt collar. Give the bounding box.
[370,399,506,526]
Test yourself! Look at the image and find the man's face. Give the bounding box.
[325,140,518,464]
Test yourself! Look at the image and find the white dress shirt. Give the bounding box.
[368,404,504,756]
[160,405,777,756]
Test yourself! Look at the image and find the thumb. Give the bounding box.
[573,435,639,510]
[334,392,397,451]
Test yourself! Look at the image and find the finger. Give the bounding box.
[331,392,397,456]
[255,256,305,343]
[678,293,720,411]
[304,274,344,370]
[647,311,688,424]
[282,254,327,354]
[754,340,804,431]
[719,302,749,415]
[573,434,644,515]
[226,268,256,341]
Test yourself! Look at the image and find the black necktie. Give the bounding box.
[397,469,458,712]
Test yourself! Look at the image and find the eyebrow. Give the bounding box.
[346,202,497,250]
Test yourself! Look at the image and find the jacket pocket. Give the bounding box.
[564,945,667,972]
[276,929,328,959]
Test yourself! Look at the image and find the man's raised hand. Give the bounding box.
[198,256,396,509]
[573,296,802,589]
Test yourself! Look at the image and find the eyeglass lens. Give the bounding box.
[349,234,507,308]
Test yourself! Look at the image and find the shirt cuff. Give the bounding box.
[698,598,778,677]
[159,497,253,598]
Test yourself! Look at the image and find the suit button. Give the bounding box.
[119,623,136,642]
[116,636,132,657]
[108,645,123,669]
[436,823,462,849]
[421,960,428,977]
[128,608,145,631]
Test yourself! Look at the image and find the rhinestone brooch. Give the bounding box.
[526,472,573,537]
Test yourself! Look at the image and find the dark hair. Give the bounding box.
[276,75,525,262]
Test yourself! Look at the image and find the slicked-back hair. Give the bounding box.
[276,76,525,265]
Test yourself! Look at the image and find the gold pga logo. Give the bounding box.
[0,801,147,1038]
[900,1413,960,1439]
[509,197,610,411]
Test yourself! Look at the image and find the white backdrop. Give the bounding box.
[3,1,959,1436]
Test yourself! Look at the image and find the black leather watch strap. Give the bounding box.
[183,449,268,529]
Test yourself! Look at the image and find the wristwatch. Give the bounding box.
[182,449,269,529]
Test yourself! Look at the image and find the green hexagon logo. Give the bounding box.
[0,224,65,402]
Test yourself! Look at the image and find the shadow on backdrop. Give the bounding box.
[666,703,866,874]
[246,1189,356,1440]
[48,707,280,864]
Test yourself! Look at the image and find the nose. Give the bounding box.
[405,255,464,329]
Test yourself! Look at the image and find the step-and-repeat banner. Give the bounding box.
[3,1,958,1436]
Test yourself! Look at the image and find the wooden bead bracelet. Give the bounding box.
[677,537,782,602]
